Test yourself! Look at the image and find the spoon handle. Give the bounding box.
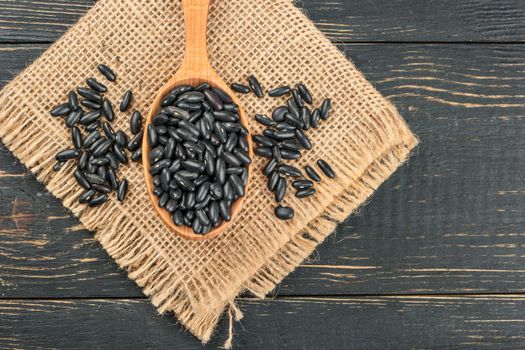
[181,0,211,71]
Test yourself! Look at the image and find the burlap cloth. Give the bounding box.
[0,0,418,346]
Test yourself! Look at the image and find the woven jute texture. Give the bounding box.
[0,0,418,346]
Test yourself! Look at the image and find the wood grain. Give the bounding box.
[2,296,525,349]
[1,43,525,297]
[1,0,525,43]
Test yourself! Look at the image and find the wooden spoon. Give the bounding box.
[142,0,253,241]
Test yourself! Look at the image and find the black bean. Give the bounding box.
[97,64,116,82]
[86,163,96,174]
[160,168,171,192]
[79,189,96,203]
[107,168,118,191]
[229,174,245,197]
[56,149,79,161]
[65,110,82,128]
[178,91,205,103]
[287,98,300,117]
[71,127,82,149]
[238,135,249,152]
[275,122,296,131]
[131,148,142,162]
[284,112,304,128]
[195,82,211,92]
[280,148,301,160]
[218,200,231,221]
[185,191,196,209]
[173,173,196,191]
[192,217,203,233]
[153,175,161,187]
[272,106,288,122]
[195,181,210,203]
[81,99,101,111]
[85,172,106,185]
[178,120,200,137]
[213,122,227,144]
[275,205,294,220]
[53,161,65,172]
[181,159,205,173]
[295,129,312,150]
[176,101,200,111]
[279,139,302,151]
[82,130,99,148]
[164,105,190,120]
[150,159,171,175]
[254,146,272,158]
[223,181,234,202]
[50,102,71,117]
[120,90,133,112]
[296,188,316,198]
[68,91,79,110]
[210,183,223,200]
[215,157,226,185]
[275,177,287,202]
[255,114,274,127]
[127,131,143,152]
[272,145,282,163]
[90,157,109,166]
[79,110,101,125]
[96,166,107,181]
[253,135,274,147]
[86,77,107,93]
[183,141,204,154]
[115,130,128,147]
[85,121,99,132]
[113,144,128,164]
[305,165,321,182]
[319,98,332,121]
[92,140,112,157]
[225,133,238,152]
[208,201,220,225]
[310,108,321,128]
[128,111,142,135]
[162,94,178,107]
[223,104,239,113]
[175,128,198,143]
[222,151,241,167]
[88,194,108,207]
[297,83,312,104]
[248,75,264,98]
[172,210,184,226]
[317,159,336,178]
[195,209,210,226]
[101,100,114,122]
[230,83,251,94]
[212,88,233,103]
[74,170,91,190]
[292,89,304,107]
[268,86,290,97]
[165,199,178,213]
[292,179,314,189]
[170,188,182,200]
[159,192,170,207]
[204,89,224,110]
[213,110,237,122]
[147,125,158,147]
[232,148,251,165]
[102,122,115,140]
[274,130,296,140]
[106,152,119,169]
[300,107,311,130]
[278,164,302,177]
[222,122,241,133]
[89,138,106,153]
[77,151,89,170]
[153,186,163,196]
[261,159,276,177]
[77,87,102,103]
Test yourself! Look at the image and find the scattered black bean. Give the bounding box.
[275,205,294,220]
[81,99,101,111]
[71,127,82,149]
[53,161,65,172]
[292,179,313,189]
[255,114,274,127]
[130,111,142,135]
[56,149,79,161]
[117,179,128,202]
[120,90,133,112]
[230,83,251,94]
[320,98,331,120]
[88,194,108,207]
[296,187,316,198]
[79,189,96,203]
[102,99,114,122]
[305,165,321,182]
[317,159,336,178]
[68,91,79,110]
[50,103,71,117]
[248,75,264,98]
[268,86,290,97]
[97,64,116,82]
[297,83,313,104]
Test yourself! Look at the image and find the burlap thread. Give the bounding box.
[0,0,418,346]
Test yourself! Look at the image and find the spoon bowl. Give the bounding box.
[142,0,253,241]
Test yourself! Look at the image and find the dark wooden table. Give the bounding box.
[2,0,525,348]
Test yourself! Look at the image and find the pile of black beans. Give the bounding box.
[51,64,144,207]
[148,83,251,235]
[231,75,337,221]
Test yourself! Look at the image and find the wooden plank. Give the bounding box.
[1,0,525,43]
[2,296,525,349]
[1,43,525,298]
